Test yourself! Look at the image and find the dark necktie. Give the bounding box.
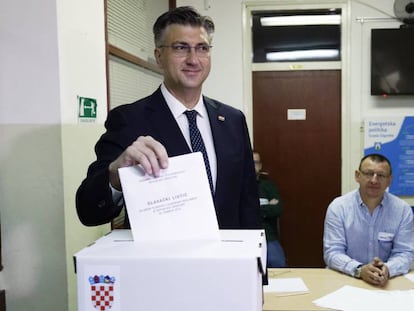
[184,110,214,195]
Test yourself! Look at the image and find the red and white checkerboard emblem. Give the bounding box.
[89,275,115,311]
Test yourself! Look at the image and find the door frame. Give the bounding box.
[242,0,353,192]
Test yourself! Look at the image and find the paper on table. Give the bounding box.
[313,285,414,311]
[263,277,309,296]
[118,152,220,242]
[405,273,414,283]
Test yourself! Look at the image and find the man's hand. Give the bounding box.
[109,136,169,190]
[360,257,389,287]
[269,198,279,205]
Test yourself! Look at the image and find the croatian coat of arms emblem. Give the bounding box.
[89,274,116,311]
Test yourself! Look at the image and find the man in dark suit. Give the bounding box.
[76,6,260,230]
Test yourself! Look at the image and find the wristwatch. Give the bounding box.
[354,264,363,279]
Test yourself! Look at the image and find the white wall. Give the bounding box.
[0,0,109,310]
[56,1,111,311]
[0,0,67,310]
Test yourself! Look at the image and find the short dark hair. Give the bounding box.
[359,153,392,175]
[153,6,215,47]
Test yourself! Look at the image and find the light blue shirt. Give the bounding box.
[323,189,414,277]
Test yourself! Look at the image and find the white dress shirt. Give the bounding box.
[160,83,217,190]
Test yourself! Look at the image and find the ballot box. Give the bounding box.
[74,229,266,311]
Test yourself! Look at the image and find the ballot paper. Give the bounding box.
[118,152,220,242]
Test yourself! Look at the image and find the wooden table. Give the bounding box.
[263,268,414,310]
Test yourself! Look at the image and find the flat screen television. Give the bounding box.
[371,27,414,95]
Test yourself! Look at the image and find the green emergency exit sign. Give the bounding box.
[78,96,97,120]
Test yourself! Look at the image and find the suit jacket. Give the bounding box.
[76,88,260,229]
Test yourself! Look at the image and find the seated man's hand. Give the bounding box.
[269,198,279,205]
[360,257,389,287]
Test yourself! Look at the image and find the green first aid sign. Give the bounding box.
[78,96,97,119]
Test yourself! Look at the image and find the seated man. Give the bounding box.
[323,153,414,286]
[253,151,286,268]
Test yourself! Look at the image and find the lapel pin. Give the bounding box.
[218,115,225,121]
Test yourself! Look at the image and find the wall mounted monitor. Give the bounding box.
[371,27,414,96]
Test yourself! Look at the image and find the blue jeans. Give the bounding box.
[267,240,286,268]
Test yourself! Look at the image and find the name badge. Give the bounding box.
[378,232,394,242]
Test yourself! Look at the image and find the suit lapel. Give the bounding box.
[204,96,226,156]
[145,89,191,157]
[204,97,229,199]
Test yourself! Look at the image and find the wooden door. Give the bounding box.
[253,70,341,267]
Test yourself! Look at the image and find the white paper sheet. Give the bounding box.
[405,273,414,283]
[118,152,220,242]
[313,285,414,311]
[263,278,309,296]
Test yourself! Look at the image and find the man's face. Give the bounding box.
[355,158,392,200]
[154,24,211,95]
[253,153,262,175]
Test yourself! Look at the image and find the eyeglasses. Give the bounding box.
[359,170,390,181]
[158,43,212,57]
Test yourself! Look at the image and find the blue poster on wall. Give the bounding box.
[364,116,414,195]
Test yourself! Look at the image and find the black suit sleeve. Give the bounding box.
[76,168,123,226]
[75,106,135,226]
[207,99,261,229]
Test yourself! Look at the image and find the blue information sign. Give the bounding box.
[364,117,414,195]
